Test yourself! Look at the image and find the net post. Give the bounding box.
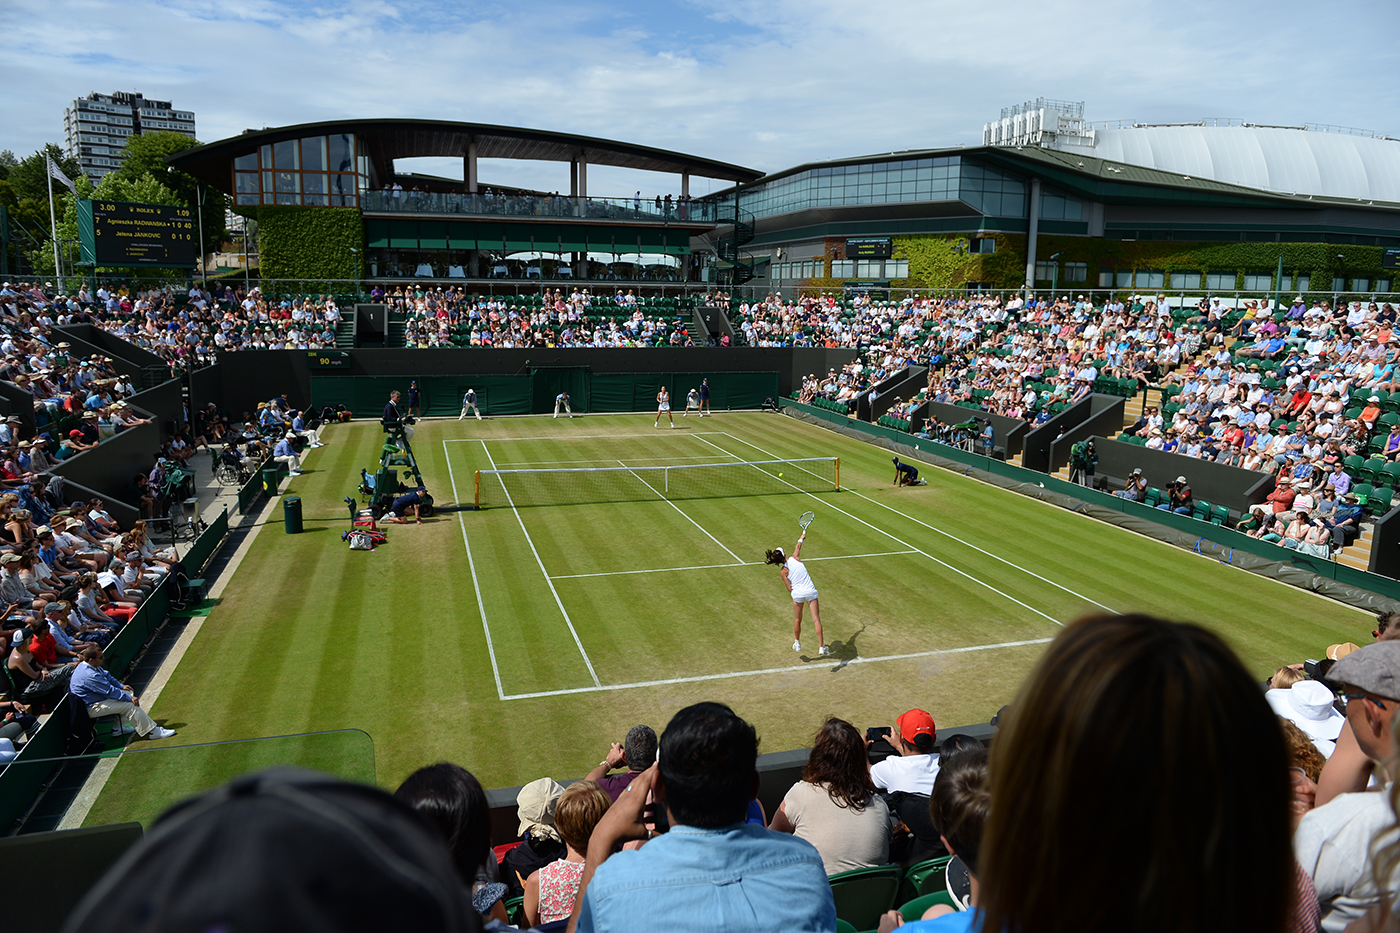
[474,470,481,509]
[834,457,840,490]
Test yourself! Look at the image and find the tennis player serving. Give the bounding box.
[765,511,828,657]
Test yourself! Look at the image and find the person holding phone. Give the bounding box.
[870,708,940,794]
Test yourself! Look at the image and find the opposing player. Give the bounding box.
[554,392,573,419]
[765,533,828,657]
[698,378,712,416]
[683,387,701,417]
[383,486,429,524]
[892,456,924,486]
[459,388,482,421]
[655,386,674,428]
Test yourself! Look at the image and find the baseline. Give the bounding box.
[477,440,602,688]
[500,636,1054,700]
[443,433,729,444]
[549,549,917,580]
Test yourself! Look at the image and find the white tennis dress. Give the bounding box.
[657,391,670,411]
[786,556,818,603]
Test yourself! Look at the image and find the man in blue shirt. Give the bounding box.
[69,645,175,740]
[576,702,834,932]
[273,432,304,476]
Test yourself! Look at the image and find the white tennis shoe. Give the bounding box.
[792,640,801,652]
[819,645,831,657]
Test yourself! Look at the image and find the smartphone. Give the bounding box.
[866,726,892,742]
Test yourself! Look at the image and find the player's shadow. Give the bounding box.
[802,623,866,671]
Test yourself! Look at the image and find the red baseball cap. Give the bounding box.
[897,709,936,745]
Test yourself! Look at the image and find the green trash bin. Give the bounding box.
[262,467,279,497]
[283,496,303,534]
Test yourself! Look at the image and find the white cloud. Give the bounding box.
[3,0,1397,195]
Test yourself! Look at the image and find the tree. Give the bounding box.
[114,132,226,250]
[0,150,17,181]
[8,144,80,203]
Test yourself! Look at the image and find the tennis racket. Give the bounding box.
[798,511,815,533]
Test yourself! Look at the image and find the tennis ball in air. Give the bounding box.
[778,472,784,478]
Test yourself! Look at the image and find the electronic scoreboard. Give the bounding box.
[77,199,197,267]
[845,237,893,259]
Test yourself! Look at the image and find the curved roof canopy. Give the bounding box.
[1090,125,1400,204]
[167,118,763,190]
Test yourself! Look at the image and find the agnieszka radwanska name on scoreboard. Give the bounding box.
[79,200,197,266]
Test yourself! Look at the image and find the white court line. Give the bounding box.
[549,550,917,581]
[688,433,1065,628]
[444,441,506,701]
[500,637,1055,700]
[444,433,727,444]
[715,431,1119,615]
[479,440,602,687]
[615,458,745,562]
[494,455,728,466]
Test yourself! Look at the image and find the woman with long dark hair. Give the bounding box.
[769,717,890,874]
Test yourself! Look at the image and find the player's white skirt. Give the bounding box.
[791,587,819,604]
[657,402,671,411]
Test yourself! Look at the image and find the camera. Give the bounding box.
[1303,659,1322,679]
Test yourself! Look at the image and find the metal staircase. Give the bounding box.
[715,196,756,286]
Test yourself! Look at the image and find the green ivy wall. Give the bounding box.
[255,205,365,289]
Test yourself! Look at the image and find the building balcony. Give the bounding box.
[360,190,718,226]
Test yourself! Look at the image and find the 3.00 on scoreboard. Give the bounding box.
[78,199,197,267]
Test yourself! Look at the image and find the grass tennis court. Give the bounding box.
[84,412,1372,826]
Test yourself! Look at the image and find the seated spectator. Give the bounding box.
[1296,642,1400,930]
[769,717,891,874]
[62,767,484,933]
[973,614,1298,933]
[68,645,175,740]
[584,724,658,800]
[1114,468,1147,501]
[1157,476,1193,515]
[878,747,990,931]
[524,780,611,926]
[1266,679,1346,758]
[502,777,567,899]
[393,762,503,928]
[871,708,940,795]
[7,628,72,703]
[1327,492,1366,550]
[574,702,835,932]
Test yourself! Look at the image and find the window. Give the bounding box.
[832,260,853,278]
[1205,271,1236,290]
[969,237,995,254]
[856,259,881,277]
[234,153,258,171]
[1116,271,1133,288]
[1034,261,1056,281]
[300,137,326,172]
[235,172,259,194]
[1353,278,1371,292]
[1065,262,1088,282]
[1379,279,1392,293]
[1332,276,1347,291]
[273,139,298,171]
[887,259,908,278]
[1172,271,1201,289]
[1295,274,1311,292]
[1137,270,1165,289]
[1242,273,1273,290]
[329,134,355,173]
[1099,269,1115,287]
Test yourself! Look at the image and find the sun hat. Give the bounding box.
[515,777,564,841]
[1327,640,1400,703]
[1265,680,1345,742]
[1327,643,1361,661]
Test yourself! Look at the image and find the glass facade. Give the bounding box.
[232,133,364,207]
[736,155,1081,223]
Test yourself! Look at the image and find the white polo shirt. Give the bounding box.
[870,752,941,795]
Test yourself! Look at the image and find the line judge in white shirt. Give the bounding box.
[869,708,941,795]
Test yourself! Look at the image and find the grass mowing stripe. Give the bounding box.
[478,439,601,687]
[547,550,916,579]
[498,636,1057,700]
[687,432,1066,628]
[444,439,506,701]
[715,429,1122,616]
[613,459,745,562]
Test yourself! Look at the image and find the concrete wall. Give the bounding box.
[921,401,1027,459]
[1021,396,1095,474]
[1088,435,1276,515]
[1046,397,1128,474]
[125,379,184,445]
[49,422,160,509]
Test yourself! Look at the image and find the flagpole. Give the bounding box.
[46,157,62,293]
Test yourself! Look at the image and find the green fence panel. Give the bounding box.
[589,372,778,413]
[183,506,229,573]
[237,469,263,515]
[530,369,591,414]
[310,375,533,418]
[0,698,68,833]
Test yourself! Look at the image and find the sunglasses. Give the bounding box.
[1342,692,1388,710]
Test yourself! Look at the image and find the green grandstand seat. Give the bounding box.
[1372,436,1389,455]
[897,892,958,924]
[1360,459,1386,485]
[1211,505,1230,526]
[829,865,902,933]
[836,921,858,933]
[1345,407,1365,421]
[1271,419,1288,432]
[898,856,953,904]
[1371,486,1395,514]
[1353,483,1375,507]
[1191,500,1212,521]
[1145,487,1163,509]
[1344,454,1366,477]
[1383,462,1400,489]
[1382,412,1400,429]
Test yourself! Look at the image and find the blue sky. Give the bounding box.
[4,0,1398,196]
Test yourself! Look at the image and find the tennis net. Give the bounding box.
[474,457,838,509]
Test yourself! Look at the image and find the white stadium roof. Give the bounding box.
[1084,125,1400,204]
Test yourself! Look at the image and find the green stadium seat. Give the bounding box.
[1192,500,1212,522]
[829,865,902,933]
[1345,407,1365,421]
[1383,462,1400,489]
[1211,505,1230,526]
[897,892,958,923]
[1360,459,1386,485]
[898,856,953,904]
[1353,483,1375,507]
[1371,486,1395,514]
[1145,487,1163,509]
[1382,412,1400,430]
[836,922,858,933]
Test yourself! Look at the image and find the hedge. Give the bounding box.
[254,205,365,289]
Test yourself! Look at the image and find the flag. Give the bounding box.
[46,154,76,194]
